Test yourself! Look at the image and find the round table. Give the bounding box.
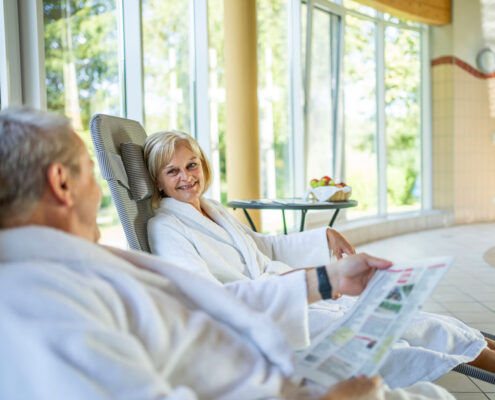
[227,198,358,234]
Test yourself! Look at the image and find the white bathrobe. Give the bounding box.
[148,197,487,388]
[0,227,453,400]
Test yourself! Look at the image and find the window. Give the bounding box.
[207,0,226,203]
[385,25,421,212]
[344,14,377,218]
[24,0,430,241]
[342,0,427,219]
[142,0,192,134]
[257,0,294,232]
[304,6,341,183]
[43,0,124,245]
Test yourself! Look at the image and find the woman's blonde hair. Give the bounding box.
[144,130,213,208]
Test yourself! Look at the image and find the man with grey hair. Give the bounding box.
[0,108,454,400]
[0,108,100,241]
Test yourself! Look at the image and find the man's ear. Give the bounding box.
[46,163,74,208]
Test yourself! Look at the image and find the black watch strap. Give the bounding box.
[316,266,333,300]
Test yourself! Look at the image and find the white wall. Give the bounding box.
[431,0,495,64]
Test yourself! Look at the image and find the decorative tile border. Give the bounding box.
[432,55,495,79]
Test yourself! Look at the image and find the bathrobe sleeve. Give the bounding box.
[210,200,331,269]
[238,223,332,268]
[0,262,199,400]
[147,216,221,284]
[107,244,312,351]
[224,270,311,349]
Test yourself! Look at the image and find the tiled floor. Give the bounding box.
[356,223,495,398]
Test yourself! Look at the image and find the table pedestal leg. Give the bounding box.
[281,209,287,234]
[299,210,307,232]
[242,209,258,232]
[329,209,340,227]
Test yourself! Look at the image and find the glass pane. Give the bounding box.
[305,8,339,184]
[343,0,377,17]
[384,13,421,27]
[43,0,125,247]
[344,14,378,218]
[257,0,293,233]
[142,0,191,134]
[207,0,226,203]
[385,26,421,212]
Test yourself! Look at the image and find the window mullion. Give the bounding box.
[288,0,304,198]
[190,0,213,197]
[121,0,144,124]
[421,26,432,210]
[332,13,344,180]
[303,0,313,185]
[376,18,387,216]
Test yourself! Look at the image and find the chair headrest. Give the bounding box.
[120,142,154,201]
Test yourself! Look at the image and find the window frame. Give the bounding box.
[340,4,431,216]
[6,0,432,222]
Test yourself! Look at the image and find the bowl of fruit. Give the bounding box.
[307,176,352,202]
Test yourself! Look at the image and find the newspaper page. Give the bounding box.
[295,256,454,388]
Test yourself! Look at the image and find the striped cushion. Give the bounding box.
[90,114,153,252]
[120,142,154,201]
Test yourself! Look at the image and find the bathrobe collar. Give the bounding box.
[158,197,269,279]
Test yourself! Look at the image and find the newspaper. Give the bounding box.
[295,256,454,388]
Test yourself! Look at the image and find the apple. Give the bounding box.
[321,176,332,185]
[318,178,327,186]
[309,178,319,188]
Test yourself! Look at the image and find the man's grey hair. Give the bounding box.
[0,108,81,225]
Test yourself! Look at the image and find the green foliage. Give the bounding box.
[43,0,120,219]
[142,0,191,133]
[44,0,119,128]
[345,13,422,213]
[257,0,291,198]
[385,27,421,207]
[42,0,423,222]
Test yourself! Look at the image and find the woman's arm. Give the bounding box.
[240,222,355,266]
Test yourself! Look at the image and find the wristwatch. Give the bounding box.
[316,266,333,300]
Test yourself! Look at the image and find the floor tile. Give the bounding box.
[356,224,495,398]
[432,292,477,303]
[482,303,495,312]
[469,323,495,333]
[452,394,490,400]
[434,371,482,392]
[422,302,449,313]
[453,312,495,324]
[470,293,495,302]
[443,303,491,313]
[470,377,495,393]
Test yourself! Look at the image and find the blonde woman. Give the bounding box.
[144,130,494,388]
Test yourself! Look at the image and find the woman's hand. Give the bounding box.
[326,228,355,259]
[320,376,383,400]
[326,253,392,297]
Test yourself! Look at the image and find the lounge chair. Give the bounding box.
[89,113,495,385]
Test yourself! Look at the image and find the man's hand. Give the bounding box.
[326,253,392,297]
[320,376,383,400]
[326,228,355,259]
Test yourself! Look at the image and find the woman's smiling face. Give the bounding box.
[156,141,205,211]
